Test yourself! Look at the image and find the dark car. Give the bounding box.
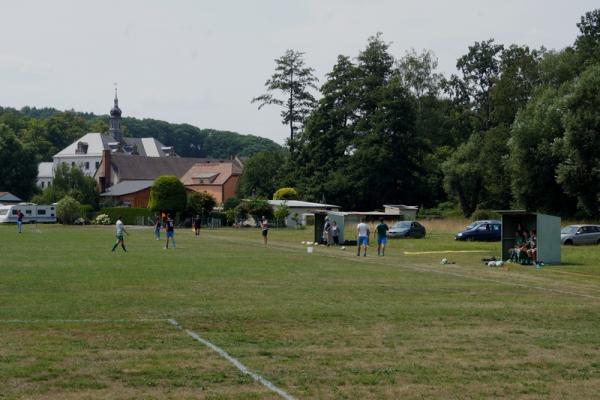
[387,221,426,239]
[561,225,600,245]
[455,222,501,241]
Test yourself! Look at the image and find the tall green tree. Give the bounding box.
[575,9,600,66]
[491,45,542,126]
[0,124,38,200]
[445,39,504,130]
[397,48,443,98]
[557,65,600,217]
[252,49,318,151]
[510,86,575,214]
[236,151,287,198]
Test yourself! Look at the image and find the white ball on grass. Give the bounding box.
[341,246,346,250]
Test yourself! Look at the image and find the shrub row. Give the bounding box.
[101,207,153,225]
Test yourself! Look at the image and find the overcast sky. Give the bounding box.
[0,1,596,144]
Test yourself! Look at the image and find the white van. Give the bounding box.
[0,203,57,224]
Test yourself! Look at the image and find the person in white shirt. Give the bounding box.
[356,218,370,257]
[111,216,128,252]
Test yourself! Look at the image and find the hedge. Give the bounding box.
[101,207,153,225]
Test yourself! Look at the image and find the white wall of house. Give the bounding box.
[53,155,103,177]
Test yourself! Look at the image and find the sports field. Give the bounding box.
[1,221,600,399]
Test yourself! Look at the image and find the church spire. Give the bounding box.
[109,84,122,142]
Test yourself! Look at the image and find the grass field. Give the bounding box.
[1,221,600,399]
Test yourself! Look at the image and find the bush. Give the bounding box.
[209,211,227,225]
[101,207,152,225]
[273,187,299,200]
[222,196,240,211]
[56,195,82,224]
[148,175,187,214]
[187,192,216,217]
[224,209,236,225]
[80,204,94,219]
[274,204,290,226]
[470,209,500,221]
[93,213,112,225]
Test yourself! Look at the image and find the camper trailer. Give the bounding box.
[0,203,57,224]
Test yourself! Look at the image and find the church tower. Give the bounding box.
[109,88,123,142]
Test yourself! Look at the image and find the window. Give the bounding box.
[41,181,45,188]
[12,210,17,215]
[85,162,90,170]
[95,162,100,169]
[38,209,46,215]
[25,210,32,214]
[71,162,75,167]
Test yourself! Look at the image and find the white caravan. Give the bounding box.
[0,203,57,223]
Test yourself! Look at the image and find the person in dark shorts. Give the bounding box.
[165,214,176,249]
[260,216,269,247]
[111,216,128,252]
[194,215,201,236]
[375,218,389,256]
[331,221,340,245]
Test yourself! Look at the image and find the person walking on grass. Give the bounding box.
[111,216,128,252]
[165,214,176,249]
[16,209,24,234]
[357,218,369,257]
[260,216,269,247]
[375,218,389,256]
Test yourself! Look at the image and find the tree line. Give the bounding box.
[243,9,600,219]
[0,106,282,200]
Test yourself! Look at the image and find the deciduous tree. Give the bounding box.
[252,50,318,151]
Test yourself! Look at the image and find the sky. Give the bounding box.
[0,0,597,144]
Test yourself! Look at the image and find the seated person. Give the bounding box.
[509,230,524,260]
[518,230,531,263]
[527,229,537,264]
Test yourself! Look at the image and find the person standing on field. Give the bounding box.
[111,216,128,252]
[260,216,269,247]
[16,209,24,233]
[375,218,389,256]
[194,215,201,236]
[165,214,176,249]
[331,220,340,245]
[323,216,332,246]
[154,214,161,240]
[356,218,369,257]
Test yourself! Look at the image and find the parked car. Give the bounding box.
[455,222,501,241]
[464,219,501,230]
[387,221,426,238]
[561,225,600,245]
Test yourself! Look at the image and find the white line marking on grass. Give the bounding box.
[168,319,296,400]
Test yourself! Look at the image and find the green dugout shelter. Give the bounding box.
[497,210,561,264]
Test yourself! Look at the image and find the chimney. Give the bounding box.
[102,149,111,191]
